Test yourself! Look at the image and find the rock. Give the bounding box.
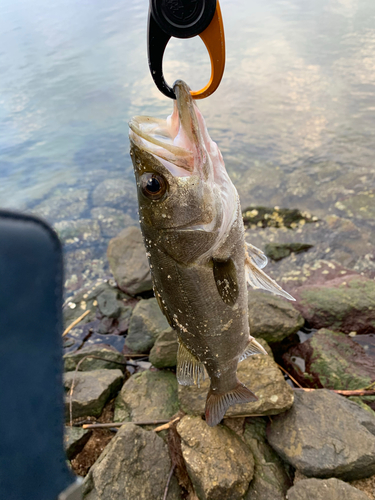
[32,188,89,222]
[292,274,375,334]
[54,219,101,248]
[83,423,181,500]
[107,226,152,295]
[64,369,124,420]
[283,328,375,391]
[64,345,126,372]
[286,478,370,500]
[242,206,317,229]
[114,370,178,422]
[149,328,178,368]
[335,191,375,221]
[178,352,294,419]
[243,418,292,500]
[64,426,92,460]
[97,288,123,318]
[177,415,254,500]
[267,389,375,480]
[91,178,138,212]
[125,298,170,353]
[265,243,313,262]
[91,207,137,238]
[248,290,304,343]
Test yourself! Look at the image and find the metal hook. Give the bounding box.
[148,0,225,99]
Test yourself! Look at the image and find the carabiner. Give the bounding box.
[148,0,225,100]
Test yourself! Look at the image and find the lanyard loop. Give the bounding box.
[148,0,225,99]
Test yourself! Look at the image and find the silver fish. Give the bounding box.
[129,80,294,426]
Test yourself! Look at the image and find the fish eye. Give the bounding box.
[140,173,168,201]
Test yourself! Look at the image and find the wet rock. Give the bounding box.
[292,274,375,334]
[107,226,152,295]
[283,328,375,391]
[54,219,101,248]
[243,418,293,500]
[65,426,92,460]
[177,415,254,500]
[32,188,89,222]
[242,206,317,229]
[286,477,370,500]
[265,242,313,262]
[91,178,138,212]
[91,207,137,238]
[178,351,294,418]
[267,389,375,480]
[64,369,124,420]
[335,191,375,221]
[97,288,123,318]
[114,370,178,422]
[149,328,178,368]
[82,423,181,500]
[248,290,304,343]
[64,345,126,372]
[125,298,170,353]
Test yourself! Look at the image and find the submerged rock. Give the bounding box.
[292,274,375,334]
[107,226,152,296]
[248,290,304,343]
[54,219,101,248]
[32,188,89,222]
[114,370,179,422]
[149,328,178,368]
[64,345,126,372]
[286,477,370,500]
[64,369,124,420]
[91,178,138,213]
[178,352,294,418]
[267,389,375,481]
[335,191,375,221]
[65,426,92,460]
[242,206,317,229]
[125,298,170,353]
[243,418,292,500]
[83,423,181,500]
[265,242,313,261]
[177,415,254,500]
[91,207,136,238]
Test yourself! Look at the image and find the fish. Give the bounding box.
[129,80,294,426]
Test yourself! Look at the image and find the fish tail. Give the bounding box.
[205,382,257,427]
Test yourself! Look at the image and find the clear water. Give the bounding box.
[1,0,375,290]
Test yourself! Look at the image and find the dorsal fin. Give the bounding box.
[212,258,239,307]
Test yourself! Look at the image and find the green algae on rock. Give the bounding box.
[264,242,313,261]
[242,206,317,229]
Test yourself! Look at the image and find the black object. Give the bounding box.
[0,211,81,500]
[148,0,217,98]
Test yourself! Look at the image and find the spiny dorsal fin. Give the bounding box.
[240,337,268,361]
[177,340,206,388]
[245,242,268,269]
[245,257,295,301]
[212,258,239,306]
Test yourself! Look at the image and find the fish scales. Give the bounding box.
[129,80,293,426]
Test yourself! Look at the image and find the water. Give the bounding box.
[1,0,375,291]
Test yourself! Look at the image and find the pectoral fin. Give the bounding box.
[245,242,268,269]
[177,340,206,388]
[213,257,239,306]
[240,337,268,361]
[245,257,295,301]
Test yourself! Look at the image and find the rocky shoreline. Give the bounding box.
[61,215,375,500]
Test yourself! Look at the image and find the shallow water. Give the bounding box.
[1,0,375,291]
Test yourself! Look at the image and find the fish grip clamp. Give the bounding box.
[148,0,225,99]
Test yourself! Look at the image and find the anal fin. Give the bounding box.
[205,383,257,427]
[177,340,205,388]
[240,337,268,361]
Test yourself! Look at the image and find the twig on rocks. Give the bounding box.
[154,417,181,432]
[82,419,171,429]
[163,465,176,500]
[294,388,375,396]
[63,310,90,336]
[276,363,304,389]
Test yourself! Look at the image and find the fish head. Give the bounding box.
[129,80,238,262]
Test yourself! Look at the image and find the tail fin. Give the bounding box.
[205,382,257,427]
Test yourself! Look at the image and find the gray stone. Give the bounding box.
[54,219,101,248]
[91,207,137,238]
[178,352,294,419]
[64,345,126,372]
[286,478,370,500]
[107,226,152,296]
[64,426,92,460]
[149,328,178,368]
[248,290,304,343]
[32,188,89,222]
[82,423,181,500]
[243,418,292,500]
[114,370,178,422]
[267,389,375,481]
[177,415,254,500]
[91,178,138,211]
[125,298,170,353]
[97,289,123,318]
[64,369,124,420]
